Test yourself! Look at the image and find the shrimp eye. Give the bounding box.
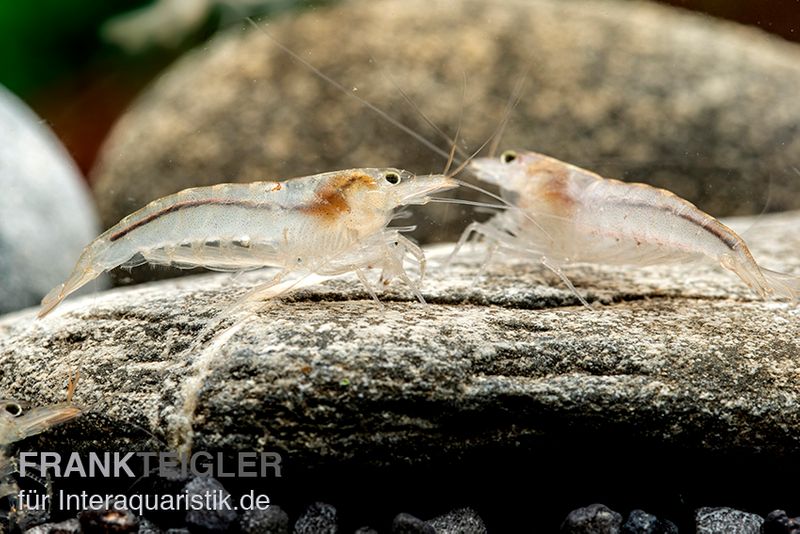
[385,172,401,185]
[501,150,517,164]
[3,402,22,417]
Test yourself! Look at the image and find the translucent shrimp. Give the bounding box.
[456,149,800,303]
[1,370,81,449]
[0,400,81,448]
[0,398,82,498]
[1,375,81,530]
[38,168,456,317]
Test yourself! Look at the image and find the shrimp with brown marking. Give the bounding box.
[38,168,456,317]
[455,150,800,305]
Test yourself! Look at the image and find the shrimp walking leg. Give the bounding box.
[376,232,426,303]
[239,272,333,307]
[355,268,384,306]
[540,256,592,308]
[474,240,499,281]
[395,234,426,284]
[445,221,506,271]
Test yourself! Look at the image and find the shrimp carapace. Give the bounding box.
[461,150,800,302]
[39,168,456,317]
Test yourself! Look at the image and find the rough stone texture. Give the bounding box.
[392,512,434,534]
[23,518,82,534]
[763,510,800,534]
[0,210,799,529]
[183,477,237,533]
[621,509,677,534]
[427,508,487,534]
[695,507,763,533]
[239,505,289,534]
[0,85,104,314]
[78,507,140,533]
[2,209,799,456]
[138,517,165,534]
[92,0,800,257]
[293,502,337,534]
[561,504,623,533]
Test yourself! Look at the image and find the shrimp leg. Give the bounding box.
[355,268,385,306]
[377,232,426,303]
[238,272,338,306]
[540,256,592,309]
[447,221,488,267]
[395,233,426,284]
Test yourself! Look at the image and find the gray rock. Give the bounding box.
[293,502,337,534]
[183,477,237,533]
[0,85,103,313]
[427,508,487,534]
[763,510,800,534]
[239,505,289,534]
[92,0,800,264]
[392,512,434,534]
[562,504,623,533]
[138,517,164,534]
[695,506,763,533]
[1,211,800,526]
[23,518,82,533]
[78,507,140,533]
[621,510,677,534]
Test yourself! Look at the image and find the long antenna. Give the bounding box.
[245,17,452,163]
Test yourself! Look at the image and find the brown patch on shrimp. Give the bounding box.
[526,160,577,215]
[300,172,378,221]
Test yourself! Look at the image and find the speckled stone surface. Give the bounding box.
[695,507,764,534]
[92,0,800,253]
[1,210,799,530]
[1,210,799,462]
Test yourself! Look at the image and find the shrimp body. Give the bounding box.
[39,168,455,316]
[463,150,799,301]
[1,394,81,529]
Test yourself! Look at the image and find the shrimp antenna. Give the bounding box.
[374,59,473,165]
[443,72,468,176]
[382,59,528,164]
[487,71,528,158]
[247,16,547,237]
[245,17,452,163]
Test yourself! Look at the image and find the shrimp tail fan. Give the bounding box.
[761,267,800,300]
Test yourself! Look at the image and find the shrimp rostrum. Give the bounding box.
[39,168,455,317]
[458,150,800,303]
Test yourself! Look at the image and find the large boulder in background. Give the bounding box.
[0,85,104,314]
[92,0,800,255]
[1,210,799,529]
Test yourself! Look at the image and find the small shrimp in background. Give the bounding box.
[456,149,800,305]
[1,374,81,531]
[0,400,81,449]
[1,371,81,449]
[38,168,456,317]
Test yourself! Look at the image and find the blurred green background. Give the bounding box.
[0,0,798,177]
